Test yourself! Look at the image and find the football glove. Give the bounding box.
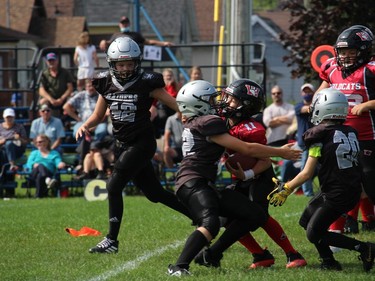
[267,177,294,206]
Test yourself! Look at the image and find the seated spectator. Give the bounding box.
[24,135,66,198]
[152,69,180,138]
[63,79,107,141]
[63,79,108,170]
[0,108,28,171]
[163,112,183,169]
[29,104,66,154]
[38,52,74,118]
[77,135,114,180]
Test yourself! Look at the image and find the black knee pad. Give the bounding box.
[200,215,221,238]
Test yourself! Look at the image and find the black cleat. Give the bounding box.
[89,237,119,253]
[194,248,222,268]
[286,252,307,268]
[358,242,375,272]
[320,257,342,271]
[249,249,275,269]
[167,264,191,276]
[344,215,359,234]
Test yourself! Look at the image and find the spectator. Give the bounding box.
[64,79,108,170]
[29,104,66,154]
[281,83,316,197]
[99,16,173,52]
[163,111,183,169]
[38,52,74,118]
[154,68,181,134]
[188,66,203,81]
[63,79,107,142]
[24,134,66,198]
[0,108,28,171]
[74,31,99,91]
[263,85,295,146]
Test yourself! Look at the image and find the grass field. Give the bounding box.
[2,193,374,281]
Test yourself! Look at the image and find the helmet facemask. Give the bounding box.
[109,59,141,84]
[217,92,244,119]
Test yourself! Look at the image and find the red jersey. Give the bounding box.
[227,118,267,154]
[319,57,375,140]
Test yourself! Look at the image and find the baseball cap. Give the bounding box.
[40,104,51,111]
[301,83,315,91]
[119,16,130,24]
[46,52,57,61]
[3,108,15,118]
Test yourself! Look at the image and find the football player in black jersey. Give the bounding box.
[194,79,306,269]
[167,80,302,276]
[268,88,375,272]
[76,37,191,254]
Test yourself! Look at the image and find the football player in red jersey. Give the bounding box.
[195,79,306,269]
[167,80,301,276]
[268,88,375,272]
[317,25,375,234]
[75,37,192,254]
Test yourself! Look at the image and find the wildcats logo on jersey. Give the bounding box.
[245,84,260,97]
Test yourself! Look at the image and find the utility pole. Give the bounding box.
[6,0,11,28]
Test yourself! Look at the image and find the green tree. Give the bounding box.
[280,0,375,81]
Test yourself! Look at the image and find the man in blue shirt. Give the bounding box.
[29,104,66,154]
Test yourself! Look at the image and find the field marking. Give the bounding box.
[86,240,183,281]
[284,212,301,218]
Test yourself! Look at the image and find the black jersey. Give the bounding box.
[175,115,228,190]
[93,71,165,143]
[303,123,362,206]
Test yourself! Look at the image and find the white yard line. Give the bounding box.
[86,240,183,281]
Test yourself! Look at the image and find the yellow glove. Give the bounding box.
[267,177,294,206]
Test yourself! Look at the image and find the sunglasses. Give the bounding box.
[41,109,50,113]
[272,92,282,95]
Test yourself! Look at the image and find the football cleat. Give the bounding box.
[286,252,307,268]
[358,242,375,272]
[89,237,119,253]
[320,257,342,271]
[167,264,191,276]
[344,215,359,234]
[194,248,222,268]
[249,249,275,269]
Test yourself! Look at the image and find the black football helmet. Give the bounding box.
[218,79,265,119]
[334,25,373,72]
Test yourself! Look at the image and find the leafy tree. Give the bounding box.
[280,0,375,81]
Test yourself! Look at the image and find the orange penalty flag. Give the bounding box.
[65,226,101,237]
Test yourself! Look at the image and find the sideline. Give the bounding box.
[85,240,183,281]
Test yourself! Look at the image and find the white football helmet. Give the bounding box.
[310,88,348,125]
[106,37,142,82]
[176,80,219,118]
